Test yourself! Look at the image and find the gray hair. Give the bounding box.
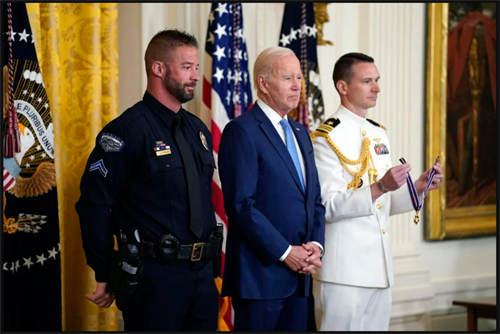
[253,46,296,90]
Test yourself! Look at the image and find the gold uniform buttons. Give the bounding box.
[382,228,386,234]
[362,130,366,136]
[377,203,382,210]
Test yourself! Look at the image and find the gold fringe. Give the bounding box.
[311,131,371,190]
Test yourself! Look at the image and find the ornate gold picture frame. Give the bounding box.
[425,3,497,240]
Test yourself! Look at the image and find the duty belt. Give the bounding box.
[141,239,217,262]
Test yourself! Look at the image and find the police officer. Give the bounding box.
[76,29,220,331]
[310,53,444,331]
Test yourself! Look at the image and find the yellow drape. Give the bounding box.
[27,3,119,331]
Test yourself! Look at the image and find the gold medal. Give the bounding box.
[414,210,420,225]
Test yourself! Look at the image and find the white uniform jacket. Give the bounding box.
[312,105,413,288]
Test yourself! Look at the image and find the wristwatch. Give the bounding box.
[377,181,388,193]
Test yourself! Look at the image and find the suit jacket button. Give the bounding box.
[382,228,386,234]
[377,203,382,209]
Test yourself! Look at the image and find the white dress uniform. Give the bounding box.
[311,105,414,331]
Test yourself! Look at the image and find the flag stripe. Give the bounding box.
[3,167,15,191]
[211,180,227,225]
[211,120,222,155]
[202,77,212,112]
[211,90,231,138]
[203,3,253,331]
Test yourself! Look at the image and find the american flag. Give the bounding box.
[201,2,253,331]
[279,3,326,132]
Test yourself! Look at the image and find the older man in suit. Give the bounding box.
[217,46,326,331]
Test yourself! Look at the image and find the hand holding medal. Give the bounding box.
[399,156,443,224]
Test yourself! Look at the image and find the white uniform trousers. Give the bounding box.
[313,279,392,331]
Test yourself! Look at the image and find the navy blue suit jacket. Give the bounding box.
[218,103,325,300]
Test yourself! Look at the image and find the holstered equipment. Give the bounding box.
[106,230,142,309]
[211,223,223,278]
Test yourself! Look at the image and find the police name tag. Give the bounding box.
[154,141,171,156]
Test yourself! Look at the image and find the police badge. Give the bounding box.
[199,131,209,151]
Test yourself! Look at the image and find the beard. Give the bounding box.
[164,68,196,104]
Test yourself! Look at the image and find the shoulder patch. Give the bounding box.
[315,117,341,134]
[89,159,108,177]
[99,133,125,152]
[367,118,387,130]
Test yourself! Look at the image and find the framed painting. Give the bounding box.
[425,3,497,240]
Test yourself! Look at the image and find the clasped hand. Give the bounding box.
[283,242,322,275]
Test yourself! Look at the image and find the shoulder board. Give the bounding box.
[367,118,387,130]
[315,117,341,135]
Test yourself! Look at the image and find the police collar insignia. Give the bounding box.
[99,133,124,152]
[199,131,209,151]
[154,141,171,156]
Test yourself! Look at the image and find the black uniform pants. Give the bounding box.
[121,257,219,331]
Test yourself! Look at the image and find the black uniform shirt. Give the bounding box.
[76,91,217,282]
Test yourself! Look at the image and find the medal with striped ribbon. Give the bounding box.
[399,156,440,224]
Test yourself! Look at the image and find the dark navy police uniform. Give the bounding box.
[76,91,219,331]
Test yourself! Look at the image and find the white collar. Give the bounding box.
[257,99,288,126]
[335,105,367,128]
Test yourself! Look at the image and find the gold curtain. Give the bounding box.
[26,3,119,331]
